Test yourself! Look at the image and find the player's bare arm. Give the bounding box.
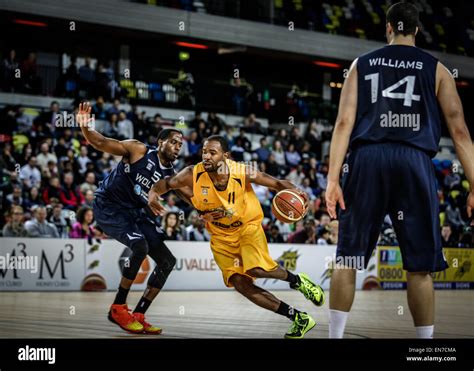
[326,58,358,219]
[245,167,295,191]
[77,101,146,162]
[436,63,474,218]
[174,186,194,206]
[245,166,309,214]
[148,166,194,215]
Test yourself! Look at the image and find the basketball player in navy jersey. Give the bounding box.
[77,102,191,334]
[326,2,474,338]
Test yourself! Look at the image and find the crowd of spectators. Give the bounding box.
[1,49,267,120]
[1,49,43,95]
[1,50,122,101]
[150,0,474,56]
[0,98,472,247]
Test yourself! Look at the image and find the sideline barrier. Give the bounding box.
[0,238,471,291]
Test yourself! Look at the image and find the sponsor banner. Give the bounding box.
[9,238,471,291]
[378,246,474,290]
[66,240,372,291]
[0,238,85,291]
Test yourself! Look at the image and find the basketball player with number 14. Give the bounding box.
[326,2,474,339]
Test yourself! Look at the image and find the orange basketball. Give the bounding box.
[272,189,306,224]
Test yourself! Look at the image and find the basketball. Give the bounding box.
[272,189,307,224]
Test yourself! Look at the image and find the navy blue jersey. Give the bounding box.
[351,45,440,157]
[95,145,175,208]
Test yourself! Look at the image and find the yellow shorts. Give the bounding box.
[210,223,279,287]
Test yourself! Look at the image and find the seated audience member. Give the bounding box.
[25,206,59,238]
[440,224,457,247]
[266,224,285,243]
[185,211,210,241]
[316,226,330,245]
[288,218,317,244]
[60,172,84,210]
[2,206,28,237]
[49,204,69,238]
[163,211,183,241]
[69,206,96,239]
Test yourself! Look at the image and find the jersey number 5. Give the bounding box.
[365,73,421,107]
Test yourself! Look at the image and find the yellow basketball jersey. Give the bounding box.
[191,159,263,236]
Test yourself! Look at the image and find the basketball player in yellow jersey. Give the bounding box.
[148,135,325,339]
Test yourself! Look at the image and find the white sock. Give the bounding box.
[329,309,349,338]
[415,325,434,339]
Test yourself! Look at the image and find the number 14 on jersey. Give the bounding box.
[365,73,421,107]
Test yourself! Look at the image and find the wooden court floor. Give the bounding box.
[0,290,472,338]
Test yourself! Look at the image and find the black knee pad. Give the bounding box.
[122,239,149,281]
[147,253,176,289]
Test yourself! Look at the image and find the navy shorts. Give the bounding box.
[93,195,166,249]
[337,142,448,273]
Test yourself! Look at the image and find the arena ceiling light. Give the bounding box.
[174,41,209,49]
[313,60,341,68]
[13,19,48,27]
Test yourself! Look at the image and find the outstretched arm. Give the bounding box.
[245,167,296,192]
[148,166,194,215]
[245,166,309,214]
[77,101,146,159]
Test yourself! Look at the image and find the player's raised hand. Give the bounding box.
[325,180,346,219]
[76,101,93,128]
[148,189,166,216]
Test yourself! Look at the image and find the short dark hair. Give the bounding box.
[205,135,230,152]
[158,128,182,141]
[386,2,419,36]
[318,226,330,237]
